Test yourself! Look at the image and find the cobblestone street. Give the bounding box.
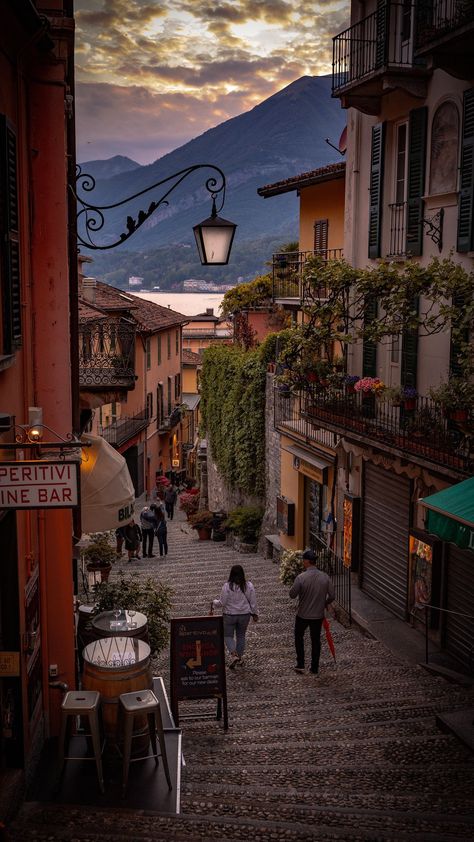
[11,509,474,841]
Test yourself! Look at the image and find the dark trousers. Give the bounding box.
[142,529,154,557]
[294,616,323,672]
[157,532,168,556]
[165,502,174,520]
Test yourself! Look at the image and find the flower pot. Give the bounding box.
[346,384,356,394]
[86,563,111,583]
[403,398,416,411]
[306,372,318,383]
[361,392,372,401]
[448,408,468,422]
[197,527,212,540]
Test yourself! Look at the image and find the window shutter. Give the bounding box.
[457,88,474,253]
[0,114,21,352]
[401,299,419,389]
[362,297,378,377]
[368,122,385,259]
[406,106,427,256]
[313,219,328,256]
[375,0,389,68]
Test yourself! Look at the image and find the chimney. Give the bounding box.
[82,277,97,304]
[206,308,214,316]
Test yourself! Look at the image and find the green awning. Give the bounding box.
[420,477,474,550]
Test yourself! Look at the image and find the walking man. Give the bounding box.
[164,484,177,520]
[140,504,159,558]
[289,549,335,675]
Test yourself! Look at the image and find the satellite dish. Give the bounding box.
[338,126,347,155]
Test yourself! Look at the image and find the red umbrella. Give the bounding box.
[323,618,336,662]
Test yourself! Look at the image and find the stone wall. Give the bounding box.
[206,439,262,512]
[259,372,280,543]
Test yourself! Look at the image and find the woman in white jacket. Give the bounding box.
[211,564,259,668]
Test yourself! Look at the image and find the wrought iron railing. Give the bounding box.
[274,388,341,450]
[99,408,149,447]
[276,385,474,476]
[415,0,474,49]
[79,318,136,390]
[157,406,181,433]
[312,533,351,622]
[332,2,415,94]
[388,201,407,257]
[272,249,343,301]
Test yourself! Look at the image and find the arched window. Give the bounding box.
[429,102,459,195]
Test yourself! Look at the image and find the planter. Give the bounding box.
[196,527,212,541]
[86,563,112,583]
[447,408,468,422]
[346,384,356,394]
[403,398,416,411]
[306,372,318,383]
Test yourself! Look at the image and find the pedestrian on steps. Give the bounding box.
[211,564,258,669]
[289,549,335,675]
[122,519,142,562]
[140,504,159,557]
[164,484,177,520]
[155,509,168,557]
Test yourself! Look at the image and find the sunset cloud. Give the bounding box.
[75,0,349,164]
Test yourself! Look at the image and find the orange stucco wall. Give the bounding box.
[299,177,345,252]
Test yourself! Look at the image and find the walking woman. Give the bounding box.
[211,564,258,668]
[155,508,168,557]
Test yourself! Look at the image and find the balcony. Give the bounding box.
[79,319,136,393]
[277,385,473,477]
[387,201,408,257]
[272,249,343,304]
[157,406,181,433]
[274,388,341,451]
[332,2,429,114]
[414,0,474,78]
[99,409,149,448]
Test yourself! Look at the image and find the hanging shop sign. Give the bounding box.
[0,461,79,508]
[343,494,361,570]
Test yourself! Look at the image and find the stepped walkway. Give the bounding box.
[10,508,474,841]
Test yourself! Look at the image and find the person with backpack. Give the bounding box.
[140,504,159,557]
[164,484,177,520]
[155,509,168,557]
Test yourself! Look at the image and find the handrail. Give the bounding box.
[410,602,474,671]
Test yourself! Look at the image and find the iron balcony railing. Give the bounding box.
[272,249,343,302]
[312,533,351,622]
[415,0,474,50]
[274,388,341,451]
[332,2,415,94]
[388,201,408,257]
[288,385,473,476]
[157,405,181,433]
[99,408,149,447]
[79,318,136,391]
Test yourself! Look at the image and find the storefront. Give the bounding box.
[278,439,335,550]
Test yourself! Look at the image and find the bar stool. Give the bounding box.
[58,690,105,793]
[119,689,172,797]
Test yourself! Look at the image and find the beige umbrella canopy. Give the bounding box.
[80,434,135,534]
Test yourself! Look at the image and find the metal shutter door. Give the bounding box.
[362,463,410,618]
[446,546,474,669]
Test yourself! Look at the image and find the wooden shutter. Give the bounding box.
[457,88,474,253]
[0,114,21,353]
[362,297,378,377]
[375,0,389,68]
[368,122,385,259]
[313,219,328,256]
[401,299,419,388]
[406,106,427,256]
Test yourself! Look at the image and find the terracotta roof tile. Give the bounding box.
[258,161,345,198]
[78,281,188,332]
[182,349,202,364]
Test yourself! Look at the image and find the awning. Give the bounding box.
[420,477,474,550]
[81,434,135,534]
[182,393,201,411]
[283,444,334,485]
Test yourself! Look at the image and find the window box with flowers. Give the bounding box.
[354,377,386,399]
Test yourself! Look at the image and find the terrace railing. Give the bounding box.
[312,533,351,622]
[79,318,136,391]
[388,201,408,257]
[274,387,341,451]
[99,408,149,447]
[272,249,343,302]
[415,0,474,49]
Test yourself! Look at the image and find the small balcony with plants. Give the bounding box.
[79,318,136,394]
[332,1,429,114]
[414,0,474,77]
[272,249,343,305]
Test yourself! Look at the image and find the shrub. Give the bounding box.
[189,510,214,530]
[93,573,173,654]
[83,534,117,568]
[225,506,264,544]
[279,550,304,586]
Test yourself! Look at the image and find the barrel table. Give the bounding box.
[91,610,149,643]
[82,636,152,753]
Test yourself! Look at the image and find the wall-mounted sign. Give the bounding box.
[293,455,327,485]
[409,529,442,628]
[277,495,295,536]
[172,459,180,468]
[0,651,20,677]
[343,494,361,570]
[0,461,79,508]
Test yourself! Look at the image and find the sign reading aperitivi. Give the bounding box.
[0,461,79,509]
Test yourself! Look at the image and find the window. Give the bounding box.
[157,334,162,365]
[175,372,181,401]
[0,115,21,356]
[391,335,400,364]
[395,124,408,203]
[429,101,459,196]
[167,377,172,415]
[146,338,151,370]
[157,383,164,426]
[167,333,171,359]
[175,329,179,355]
[146,392,153,419]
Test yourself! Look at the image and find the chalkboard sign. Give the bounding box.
[170,616,228,729]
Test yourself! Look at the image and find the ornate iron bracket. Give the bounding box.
[73,163,227,251]
[422,207,444,252]
[1,423,88,457]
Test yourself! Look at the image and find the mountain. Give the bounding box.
[77,75,345,285]
[78,155,141,181]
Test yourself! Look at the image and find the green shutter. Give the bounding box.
[375,0,389,68]
[362,297,378,377]
[406,106,427,256]
[457,88,474,253]
[0,114,21,353]
[368,122,386,259]
[401,298,419,389]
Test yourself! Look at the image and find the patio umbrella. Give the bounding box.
[80,434,135,534]
[323,617,336,662]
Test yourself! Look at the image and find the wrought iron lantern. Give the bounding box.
[193,198,236,266]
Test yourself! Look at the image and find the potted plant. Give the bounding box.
[225,506,264,552]
[344,374,360,394]
[83,534,117,583]
[178,491,200,519]
[401,386,418,411]
[189,509,214,540]
[279,550,304,586]
[429,378,474,422]
[93,572,172,654]
[385,385,403,407]
[354,376,386,399]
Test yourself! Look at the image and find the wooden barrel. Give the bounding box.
[82,636,152,754]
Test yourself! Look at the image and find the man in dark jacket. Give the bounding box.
[289,549,335,675]
[140,504,159,557]
[164,485,177,520]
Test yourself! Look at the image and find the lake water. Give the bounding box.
[136,291,225,317]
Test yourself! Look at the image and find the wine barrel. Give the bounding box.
[82,636,152,754]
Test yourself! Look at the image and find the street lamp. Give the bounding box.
[73,163,236,265]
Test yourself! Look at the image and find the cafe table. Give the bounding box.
[82,636,153,749]
[91,609,149,642]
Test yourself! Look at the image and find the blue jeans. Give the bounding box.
[223,613,251,657]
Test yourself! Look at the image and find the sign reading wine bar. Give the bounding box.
[0,461,79,508]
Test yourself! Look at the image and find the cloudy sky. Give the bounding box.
[75,0,349,165]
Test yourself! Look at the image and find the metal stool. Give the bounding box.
[58,690,104,793]
[119,689,172,797]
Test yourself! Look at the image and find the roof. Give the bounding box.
[190,312,219,322]
[257,161,346,198]
[78,300,107,321]
[182,393,201,411]
[182,349,202,365]
[79,281,188,333]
